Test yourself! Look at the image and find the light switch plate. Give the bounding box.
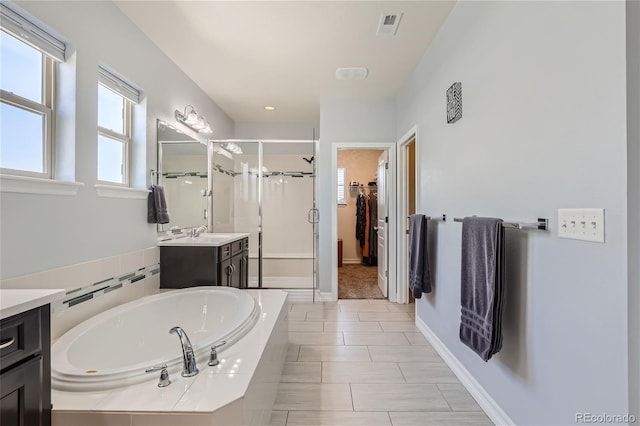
[557,208,605,243]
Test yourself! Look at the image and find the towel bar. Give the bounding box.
[408,214,447,221]
[453,217,549,230]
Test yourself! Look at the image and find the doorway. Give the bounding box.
[397,127,418,304]
[336,148,385,299]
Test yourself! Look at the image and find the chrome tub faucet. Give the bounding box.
[169,326,199,377]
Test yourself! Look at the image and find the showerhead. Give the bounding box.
[303,156,314,164]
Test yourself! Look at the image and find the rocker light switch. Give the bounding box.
[557,208,605,243]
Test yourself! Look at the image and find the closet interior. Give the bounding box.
[337,149,385,299]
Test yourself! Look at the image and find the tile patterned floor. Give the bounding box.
[270,300,493,426]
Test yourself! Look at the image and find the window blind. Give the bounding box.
[0,3,66,62]
[337,167,346,205]
[98,66,141,104]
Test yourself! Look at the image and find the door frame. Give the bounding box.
[330,142,397,302]
[396,126,419,305]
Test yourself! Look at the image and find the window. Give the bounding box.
[97,67,140,186]
[337,167,346,205]
[0,3,65,179]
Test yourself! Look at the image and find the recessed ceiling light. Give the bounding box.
[264,105,276,111]
[335,67,368,80]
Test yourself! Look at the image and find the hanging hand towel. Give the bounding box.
[409,214,431,298]
[459,216,505,361]
[147,185,170,224]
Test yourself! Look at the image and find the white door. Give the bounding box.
[377,151,388,298]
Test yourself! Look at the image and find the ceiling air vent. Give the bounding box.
[377,12,403,36]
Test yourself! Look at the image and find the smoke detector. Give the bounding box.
[377,12,403,36]
[335,67,368,80]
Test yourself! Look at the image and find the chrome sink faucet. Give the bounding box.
[190,225,208,238]
[169,326,199,377]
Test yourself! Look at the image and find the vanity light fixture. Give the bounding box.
[175,105,213,134]
[264,105,276,111]
[224,143,243,155]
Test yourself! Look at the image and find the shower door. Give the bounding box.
[210,139,316,291]
[261,141,316,290]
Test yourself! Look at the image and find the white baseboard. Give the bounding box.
[250,276,313,289]
[415,316,514,426]
[282,289,313,302]
[342,259,361,264]
[317,291,336,302]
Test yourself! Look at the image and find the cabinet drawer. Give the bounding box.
[242,238,249,251]
[220,244,231,261]
[231,239,244,255]
[0,308,41,371]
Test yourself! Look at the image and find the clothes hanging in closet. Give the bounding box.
[365,191,378,266]
[355,193,367,247]
[355,190,378,266]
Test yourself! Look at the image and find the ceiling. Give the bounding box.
[115,1,455,124]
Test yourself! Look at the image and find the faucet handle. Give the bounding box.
[208,340,227,367]
[145,364,171,387]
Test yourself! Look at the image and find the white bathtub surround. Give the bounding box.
[0,247,161,339]
[51,289,288,426]
[0,289,65,320]
[52,287,259,391]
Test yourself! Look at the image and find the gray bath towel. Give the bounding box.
[459,216,505,361]
[147,185,170,224]
[409,214,431,298]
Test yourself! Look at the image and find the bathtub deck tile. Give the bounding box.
[97,375,196,412]
[51,389,112,411]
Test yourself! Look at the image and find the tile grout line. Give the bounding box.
[435,383,454,412]
[396,361,408,383]
[349,383,355,412]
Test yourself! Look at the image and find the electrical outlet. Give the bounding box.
[558,208,605,243]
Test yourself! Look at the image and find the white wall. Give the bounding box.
[318,97,396,293]
[627,0,640,418]
[234,122,319,140]
[1,1,234,279]
[396,2,628,424]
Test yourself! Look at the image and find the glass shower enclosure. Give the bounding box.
[209,139,318,297]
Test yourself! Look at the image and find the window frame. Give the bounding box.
[337,167,347,206]
[0,39,55,179]
[96,82,132,187]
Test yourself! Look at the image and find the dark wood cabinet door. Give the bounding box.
[0,355,43,426]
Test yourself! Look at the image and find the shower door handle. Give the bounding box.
[307,209,319,224]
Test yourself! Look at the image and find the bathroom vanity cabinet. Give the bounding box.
[159,235,249,289]
[0,291,63,426]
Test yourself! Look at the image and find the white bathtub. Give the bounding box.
[51,287,260,391]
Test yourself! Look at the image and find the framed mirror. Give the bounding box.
[156,119,209,232]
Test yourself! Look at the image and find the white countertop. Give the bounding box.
[157,232,249,247]
[0,288,66,320]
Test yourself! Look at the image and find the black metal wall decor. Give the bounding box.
[446,82,462,124]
